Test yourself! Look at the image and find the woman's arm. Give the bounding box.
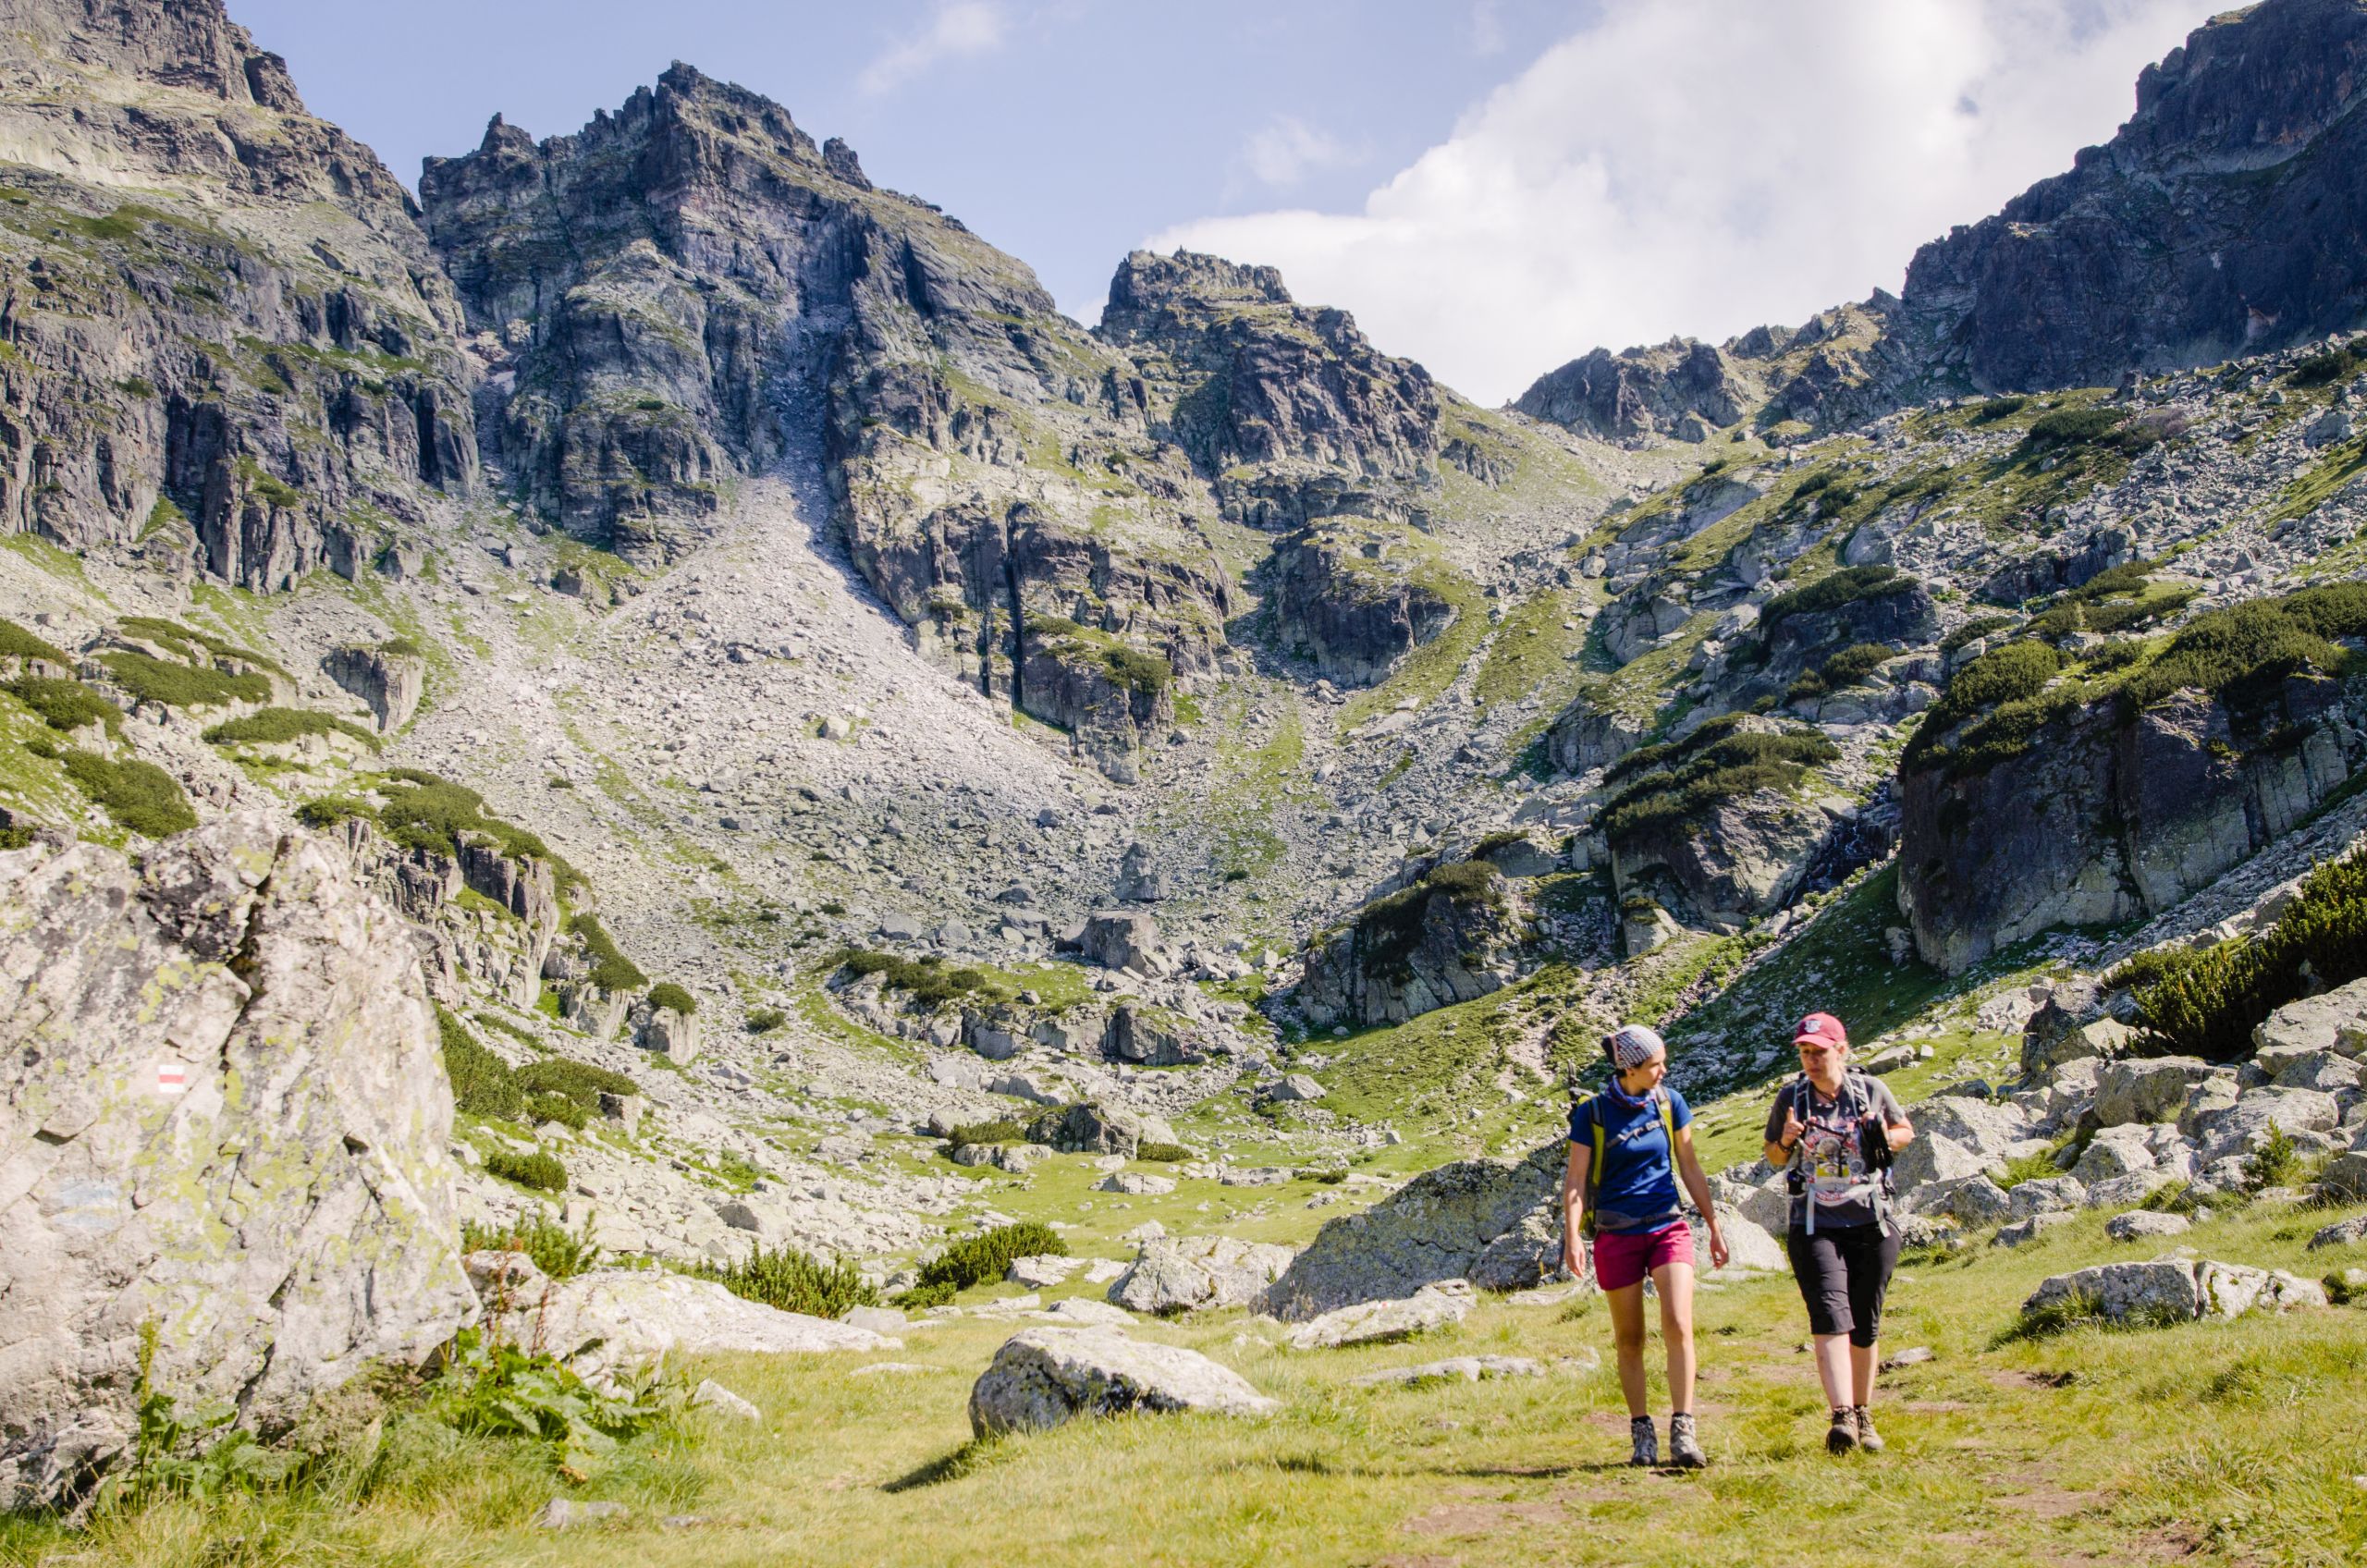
[1674,1124,1730,1269]
[1763,1087,1803,1170]
[1560,1142,1590,1277]
[1884,1111,1914,1152]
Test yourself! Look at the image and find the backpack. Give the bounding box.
[1783,1070,1896,1236]
[1578,1085,1677,1239]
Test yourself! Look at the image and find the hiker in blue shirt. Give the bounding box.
[1561,1023,1729,1468]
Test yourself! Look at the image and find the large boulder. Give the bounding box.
[1078,911,1163,974]
[2252,975,2367,1059]
[968,1328,1275,1438]
[2021,1256,2327,1326]
[2093,1058,2214,1128]
[1264,1142,1564,1319]
[1108,1236,1294,1316]
[1892,1130,1997,1192]
[325,643,425,733]
[482,1267,898,1386]
[1029,1100,1144,1157]
[1284,1282,1472,1350]
[1294,863,1524,1029]
[0,818,478,1512]
[2189,1086,2342,1162]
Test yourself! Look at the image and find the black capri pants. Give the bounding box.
[1786,1223,1901,1346]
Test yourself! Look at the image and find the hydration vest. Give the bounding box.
[1580,1084,1678,1237]
[1784,1070,1896,1236]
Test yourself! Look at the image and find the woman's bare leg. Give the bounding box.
[1605,1281,1650,1417]
[1651,1261,1697,1413]
[1811,1333,1853,1410]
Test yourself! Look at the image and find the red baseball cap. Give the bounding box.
[1793,1012,1848,1049]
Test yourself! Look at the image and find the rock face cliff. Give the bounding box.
[421,72,1246,779]
[0,817,475,1513]
[1886,0,2367,394]
[0,0,478,589]
[1899,653,2364,973]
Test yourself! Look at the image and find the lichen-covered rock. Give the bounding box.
[967,1327,1275,1438]
[1265,1142,1564,1319]
[2094,1058,2215,1128]
[1268,520,1458,687]
[484,1269,897,1387]
[2021,1256,2326,1326]
[1295,862,1524,1029]
[1284,1281,1472,1350]
[0,816,476,1512]
[1107,1235,1294,1316]
[324,643,425,734]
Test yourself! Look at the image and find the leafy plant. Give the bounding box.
[2243,1123,2305,1192]
[645,981,696,1015]
[893,1222,1066,1309]
[1136,1141,1192,1163]
[426,1327,679,1476]
[681,1244,877,1317]
[92,1323,290,1514]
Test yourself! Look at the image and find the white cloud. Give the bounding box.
[1147,0,2226,405]
[858,1,1008,96]
[1237,116,1355,190]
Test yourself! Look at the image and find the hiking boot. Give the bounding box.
[1825,1408,1858,1455]
[1853,1405,1885,1454]
[1669,1412,1708,1469]
[1628,1415,1658,1467]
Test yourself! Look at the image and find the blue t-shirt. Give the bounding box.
[1569,1086,1693,1234]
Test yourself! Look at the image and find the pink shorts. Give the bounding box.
[1591,1220,1695,1292]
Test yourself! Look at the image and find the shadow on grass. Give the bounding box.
[882,1438,1002,1492]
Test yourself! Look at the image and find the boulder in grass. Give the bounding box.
[1351,1355,1544,1387]
[1285,1281,1472,1350]
[1108,1236,1294,1316]
[2104,1210,2190,1243]
[2308,1214,2367,1252]
[485,1269,899,1385]
[2021,1256,2326,1326]
[968,1328,1275,1437]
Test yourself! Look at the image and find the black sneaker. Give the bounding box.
[1629,1415,1658,1467]
[1826,1408,1858,1455]
[1854,1405,1885,1454]
[1669,1412,1708,1469]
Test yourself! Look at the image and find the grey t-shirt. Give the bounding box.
[1764,1072,1908,1231]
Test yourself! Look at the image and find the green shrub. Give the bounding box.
[377,772,581,892]
[58,750,196,837]
[833,949,1008,1009]
[570,913,648,993]
[424,1327,675,1475]
[117,616,286,676]
[2082,589,2198,636]
[1901,641,2064,772]
[946,1118,1028,1145]
[1789,642,1895,699]
[1761,565,1910,629]
[746,1006,788,1034]
[2111,849,2367,1062]
[1099,644,1172,696]
[1350,859,1507,976]
[202,707,379,749]
[378,636,424,657]
[98,650,270,709]
[2287,346,2361,386]
[894,1222,1066,1309]
[1600,722,1839,844]
[682,1244,877,1318]
[6,675,120,733]
[483,1147,568,1193]
[1136,1141,1192,1163]
[513,1058,636,1109]
[439,1006,522,1121]
[1470,828,1529,858]
[645,982,697,1016]
[2023,407,2124,449]
[1942,615,2017,655]
[1968,396,2028,424]
[0,617,70,665]
[462,1212,601,1280]
[2117,593,2360,716]
[2243,1123,2306,1191]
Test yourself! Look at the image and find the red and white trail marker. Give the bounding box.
[156,1064,188,1095]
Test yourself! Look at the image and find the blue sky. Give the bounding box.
[233,1,2226,404]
